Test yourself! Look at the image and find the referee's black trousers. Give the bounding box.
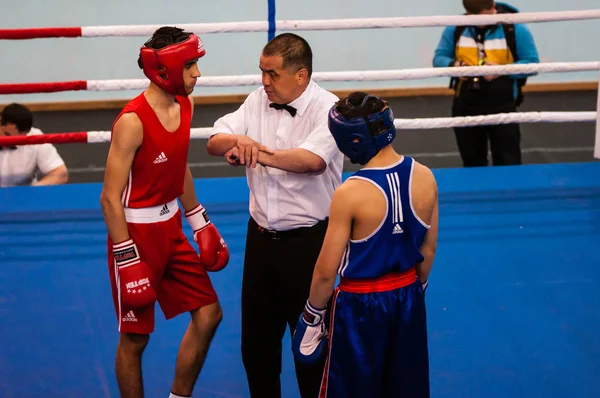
[241,217,328,398]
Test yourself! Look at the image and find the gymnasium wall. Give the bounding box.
[0,0,598,104]
[0,0,598,183]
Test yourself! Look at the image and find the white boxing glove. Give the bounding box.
[291,300,328,364]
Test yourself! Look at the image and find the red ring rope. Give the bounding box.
[0,27,82,40]
[0,81,87,95]
[0,132,90,146]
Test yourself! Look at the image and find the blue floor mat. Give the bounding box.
[1,162,599,397]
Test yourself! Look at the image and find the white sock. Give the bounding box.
[169,393,189,398]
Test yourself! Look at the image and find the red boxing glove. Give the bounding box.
[185,204,230,272]
[112,239,156,310]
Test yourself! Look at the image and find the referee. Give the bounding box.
[207,33,343,398]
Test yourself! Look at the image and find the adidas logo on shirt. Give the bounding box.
[392,224,404,234]
[122,310,137,322]
[159,204,170,216]
[154,152,168,164]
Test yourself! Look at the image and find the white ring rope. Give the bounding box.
[396,112,597,129]
[3,9,599,157]
[86,62,600,91]
[80,112,597,143]
[79,9,600,37]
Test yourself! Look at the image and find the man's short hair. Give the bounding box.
[137,26,192,69]
[463,0,494,14]
[262,33,313,77]
[335,92,386,120]
[0,103,33,133]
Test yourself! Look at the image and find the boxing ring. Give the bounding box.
[1,9,600,398]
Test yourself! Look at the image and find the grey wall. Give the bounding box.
[30,89,599,184]
[3,0,599,105]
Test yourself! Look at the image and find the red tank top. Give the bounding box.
[112,93,191,208]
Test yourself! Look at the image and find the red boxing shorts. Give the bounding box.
[107,199,218,334]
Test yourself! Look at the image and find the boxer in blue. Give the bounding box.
[292,92,439,397]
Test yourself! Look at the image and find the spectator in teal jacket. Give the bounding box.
[433,1,540,167]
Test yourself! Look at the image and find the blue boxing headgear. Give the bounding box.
[328,94,396,165]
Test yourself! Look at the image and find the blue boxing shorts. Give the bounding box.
[319,268,429,398]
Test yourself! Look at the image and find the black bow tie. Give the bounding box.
[0,146,17,151]
[269,102,297,117]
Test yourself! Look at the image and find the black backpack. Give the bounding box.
[451,4,527,106]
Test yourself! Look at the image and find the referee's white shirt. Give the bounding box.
[212,80,344,231]
[0,128,65,187]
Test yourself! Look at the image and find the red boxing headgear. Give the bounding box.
[139,33,205,97]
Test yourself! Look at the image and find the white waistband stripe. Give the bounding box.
[123,199,179,223]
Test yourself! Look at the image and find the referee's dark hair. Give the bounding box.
[262,33,313,78]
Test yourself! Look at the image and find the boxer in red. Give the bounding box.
[99,26,229,398]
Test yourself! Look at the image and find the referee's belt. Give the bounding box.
[339,268,417,294]
[253,217,327,240]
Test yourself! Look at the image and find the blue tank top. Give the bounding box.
[338,156,430,279]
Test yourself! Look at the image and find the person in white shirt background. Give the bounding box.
[0,103,69,187]
[207,33,343,398]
